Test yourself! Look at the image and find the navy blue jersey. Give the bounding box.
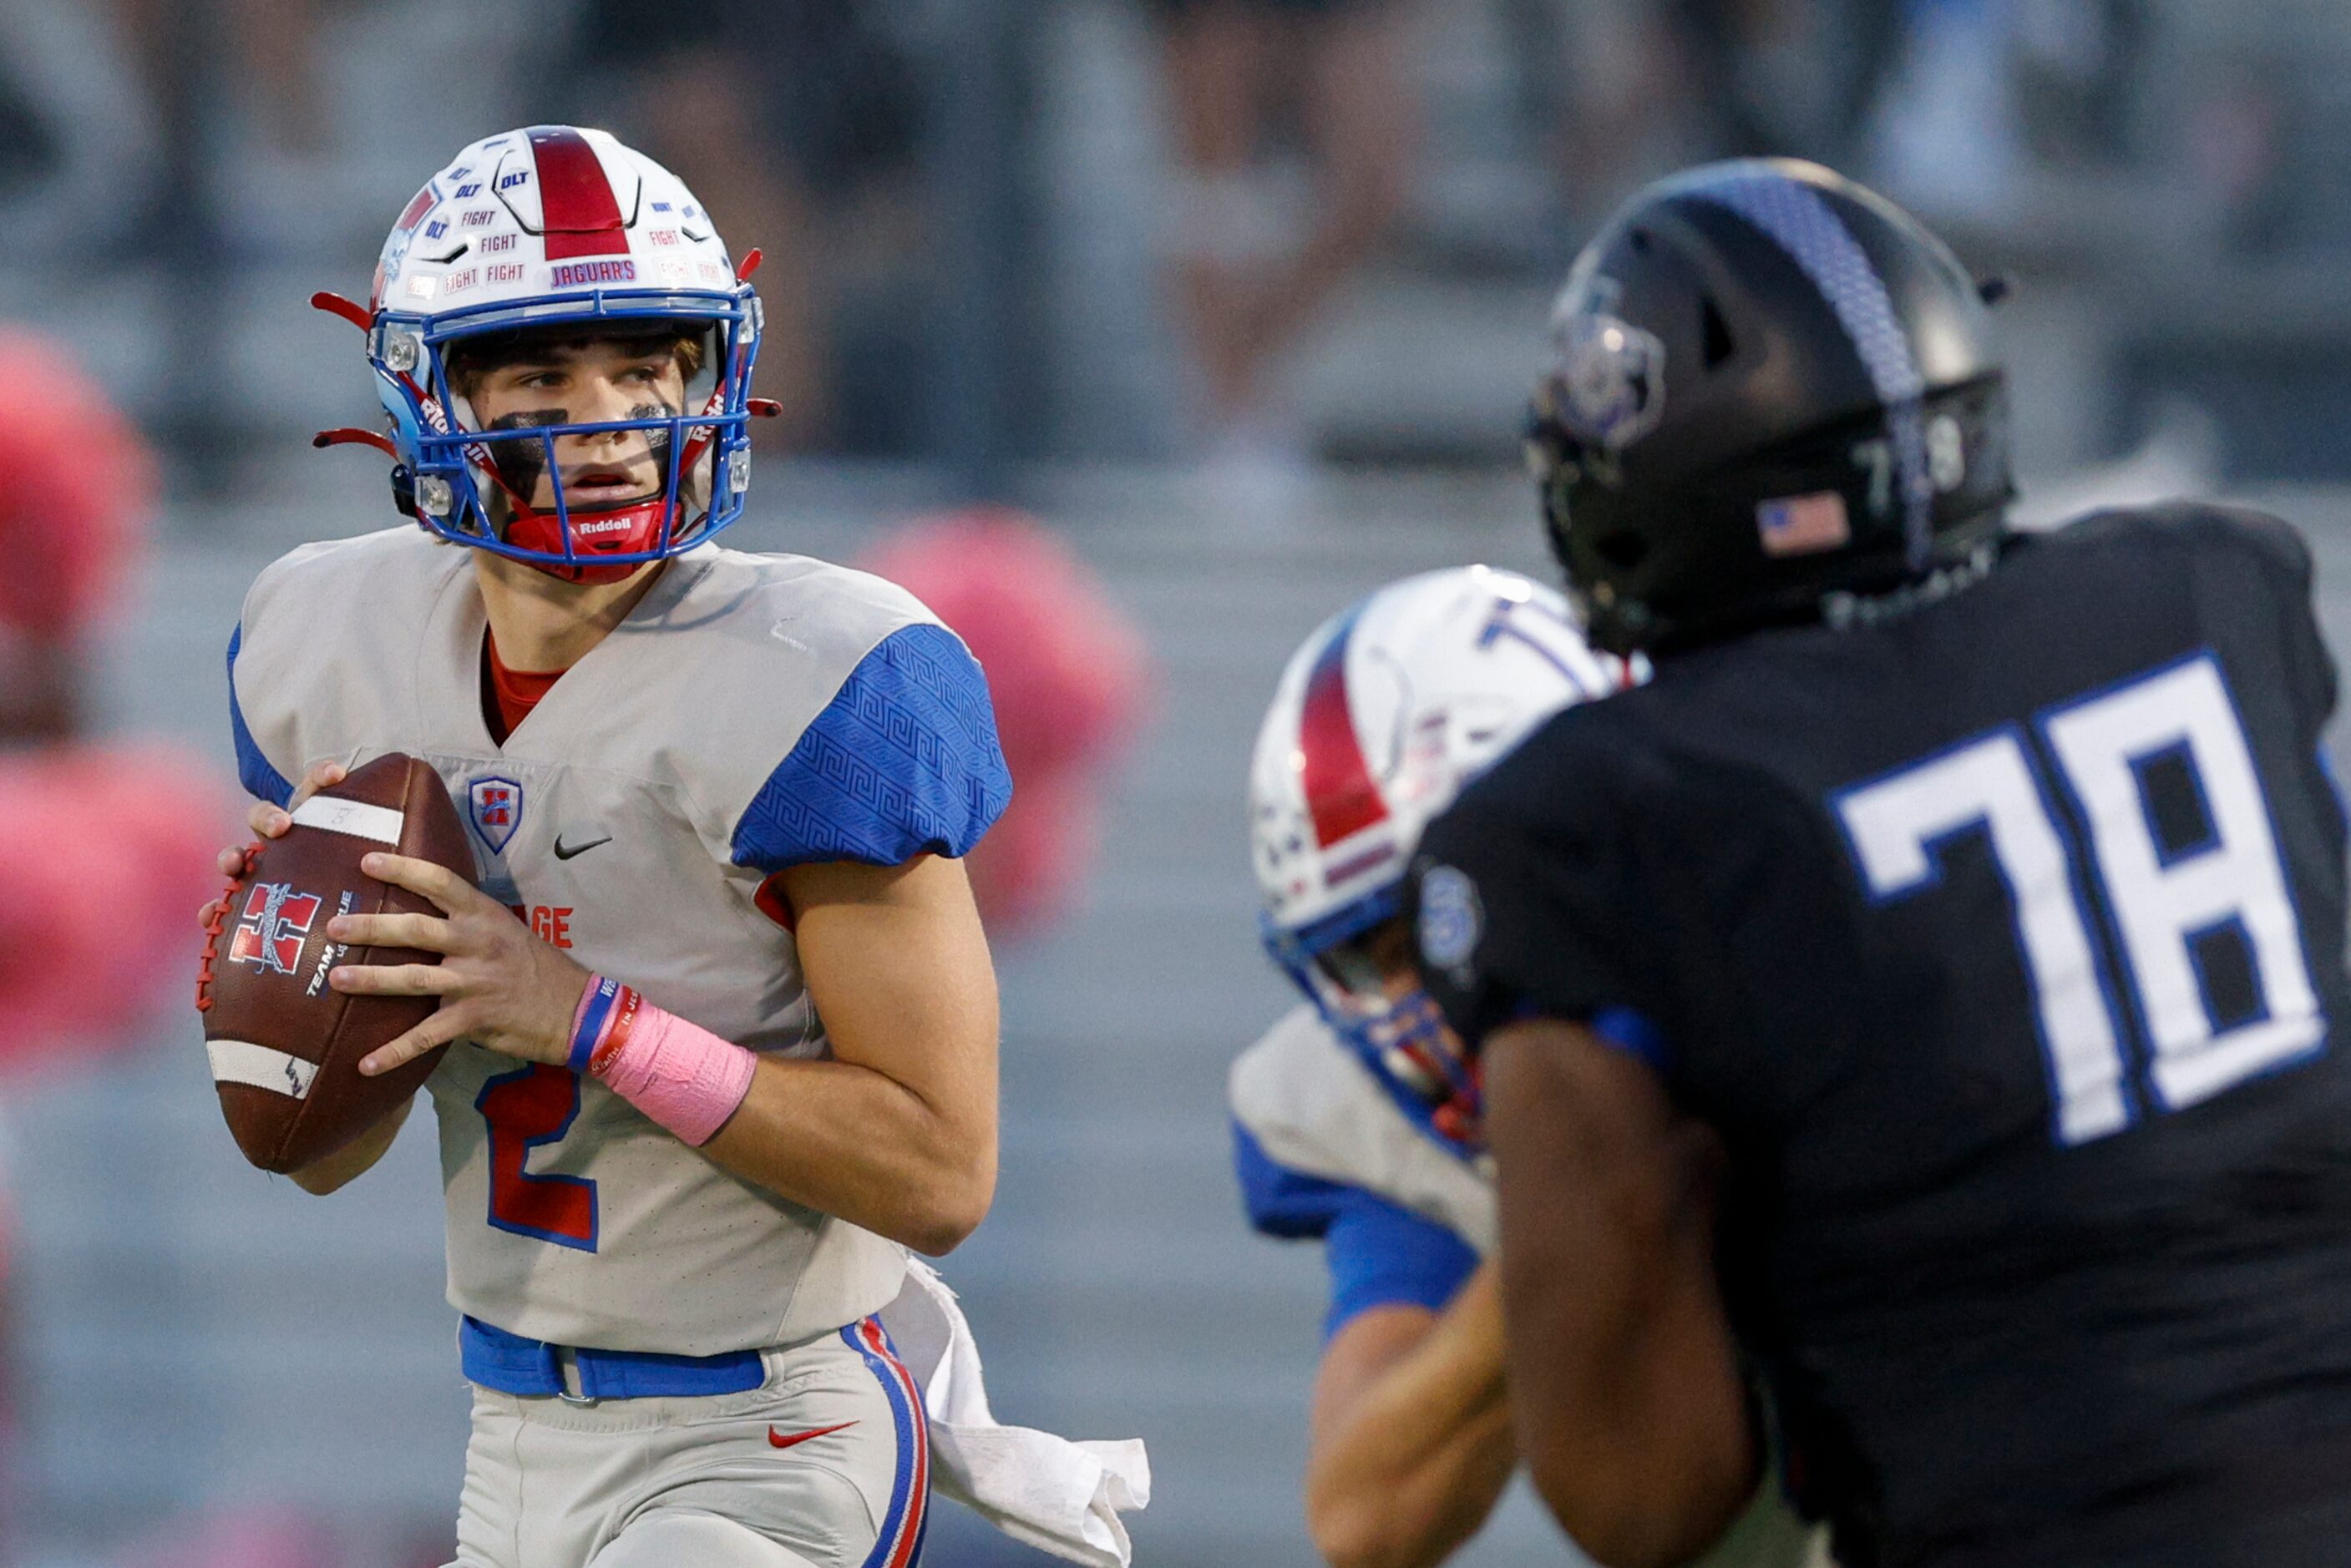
[1416,505,2351,1567]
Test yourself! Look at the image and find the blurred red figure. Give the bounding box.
[0,326,225,1063]
[114,1504,338,1568]
[0,326,226,1560]
[863,509,1149,936]
[0,326,149,740]
[0,748,224,1061]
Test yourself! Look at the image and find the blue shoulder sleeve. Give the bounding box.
[1234,1122,1360,1240]
[1234,1125,1479,1336]
[731,623,1013,872]
[1322,1193,1479,1340]
[226,624,292,808]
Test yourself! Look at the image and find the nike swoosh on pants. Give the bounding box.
[768,1420,857,1451]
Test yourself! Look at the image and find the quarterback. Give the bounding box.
[1232,568,1819,1568]
[204,127,1007,1568]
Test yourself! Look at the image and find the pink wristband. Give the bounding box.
[578,979,757,1146]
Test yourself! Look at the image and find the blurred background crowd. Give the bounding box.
[5,0,2351,1564]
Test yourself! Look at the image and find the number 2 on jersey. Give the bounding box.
[1834,652,2326,1145]
[476,1064,600,1250]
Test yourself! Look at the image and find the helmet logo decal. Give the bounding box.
[1756,491,1852,556]
[1416,864,1483,980]
[525,125,631,259]
[1691,169,1934,569]
[1553,309,1668,453]
[1298,606,1391,848]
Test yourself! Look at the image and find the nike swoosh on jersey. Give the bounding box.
[768,1420,857,1450]
[551,833,612,861]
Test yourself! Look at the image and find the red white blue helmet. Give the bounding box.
[314,125,768,582]
[1249,565,1635,1124]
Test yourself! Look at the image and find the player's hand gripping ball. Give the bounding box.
[196,754,475,1173]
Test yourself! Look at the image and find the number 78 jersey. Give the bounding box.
[228,528,1010,1357]
[1415,503,2351,1556]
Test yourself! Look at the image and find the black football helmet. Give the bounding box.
[1527,159,2014,655]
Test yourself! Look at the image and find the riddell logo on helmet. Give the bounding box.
[550,259,636,287]
[575,517,637,537]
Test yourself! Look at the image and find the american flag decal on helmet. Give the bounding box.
[1757,491,1852,557]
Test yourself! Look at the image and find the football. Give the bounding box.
[196,752,475,1174]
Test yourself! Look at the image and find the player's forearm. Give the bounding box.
[1307,1267,1516,1568]
[1511,1275,1754,1568]
[1487,1024,1756,1568]
[699,1054,996,1255]
[1310,1401,1514,1568]
[1309,1384,1513,1568]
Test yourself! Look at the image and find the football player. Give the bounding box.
[201,127,1007,1568]
[1234,567,1819,1567]
[1411,158,2351,1567]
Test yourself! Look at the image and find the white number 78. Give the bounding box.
[1833,653,2324,1145]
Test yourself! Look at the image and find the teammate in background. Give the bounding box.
[1412,159,2351,1568]
[1232,568,1818,1568]
[201,127,1006,1568]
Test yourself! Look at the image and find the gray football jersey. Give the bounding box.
[228,527,1010,1354]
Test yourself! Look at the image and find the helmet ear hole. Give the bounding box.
[1700,296,1736,369]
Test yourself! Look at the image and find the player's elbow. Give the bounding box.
[902,1198,986,1257]
[1305,1476,1442,1568]
[1528,1439,1752,1568]
[899,1151,996,1257]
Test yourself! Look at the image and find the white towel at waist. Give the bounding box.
[875,1258,1151,1567]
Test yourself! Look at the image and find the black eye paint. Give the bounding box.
[484,407,567,497]
[631,401,681,466]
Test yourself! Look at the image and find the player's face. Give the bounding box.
[1320,919,1463,1041]
[468,340,689,513]
[1311,914,1481,1133]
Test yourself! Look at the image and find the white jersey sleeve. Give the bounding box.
[1228,1004,1496,1256]
[227,529,1012,1355]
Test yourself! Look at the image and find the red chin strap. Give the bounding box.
[501,493,683,584]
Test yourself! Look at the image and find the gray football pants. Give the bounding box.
[445,1318,929,1568]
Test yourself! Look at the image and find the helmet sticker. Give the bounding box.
[1756,491,1852,556]
[1553,311,1667,453]
[1416,863,1483,978]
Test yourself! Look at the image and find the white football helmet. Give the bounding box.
[1249,565,1635,1130]
[313,125,769,583]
